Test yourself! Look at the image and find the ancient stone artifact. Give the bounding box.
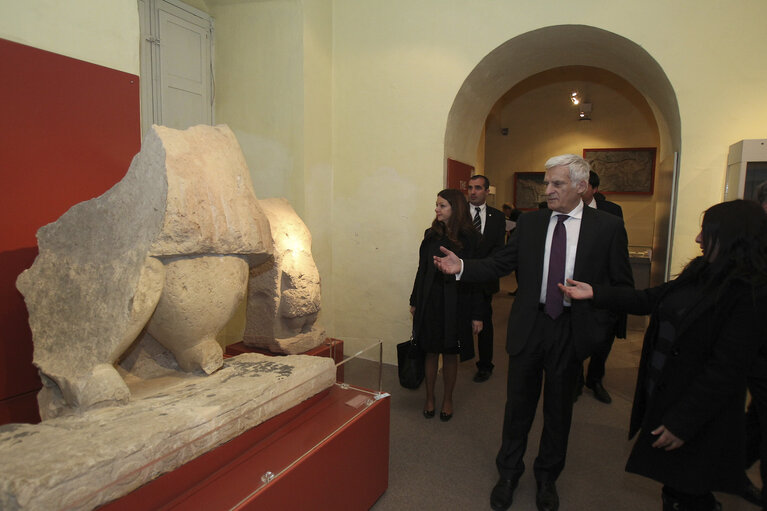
[16,125,273,419]
[0,353,336,511]
[5,124,338,511]
[244,198,325,354]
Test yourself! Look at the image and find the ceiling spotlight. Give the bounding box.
[579,102,592,121]
[570,91,580,105]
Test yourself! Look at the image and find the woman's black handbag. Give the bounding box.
[397,338,425,389]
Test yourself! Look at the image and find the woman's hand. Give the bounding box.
[472,320,483,335]
[651,425,685,451]
[558,279,594,300]
[410,306,415,316]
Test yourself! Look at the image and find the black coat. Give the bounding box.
[410,229,481,362]
[594,198,628,339]
[463,206,634,360]
[474,205,507,296]
[593,278,767,494]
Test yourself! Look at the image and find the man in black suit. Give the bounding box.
[575,170,626,404]
[467,175,507,382]
[434,155,633,511]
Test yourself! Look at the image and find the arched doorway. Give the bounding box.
[444,25,680,285]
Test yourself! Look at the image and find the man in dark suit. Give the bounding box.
[434,155,633,511]
[467,175,507,382]
[574,170,626,404]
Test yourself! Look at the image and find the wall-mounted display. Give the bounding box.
[514,172,546,210]
[583,147,656,195]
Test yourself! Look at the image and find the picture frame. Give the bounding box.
[582,147,656,195]
[514,172,546,210]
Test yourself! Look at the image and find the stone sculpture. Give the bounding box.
[16,125,273,419]
[244,198,325,354]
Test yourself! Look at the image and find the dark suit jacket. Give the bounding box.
[474,205,507,296]
[595,198,622,218]
[593,198,628,338]
[462,206,634,360]
[593,278,767,494]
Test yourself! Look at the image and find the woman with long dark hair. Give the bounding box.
[410,189,483,421]
[560,199,767,510]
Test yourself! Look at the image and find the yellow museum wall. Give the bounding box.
[0,0,139,75]
[330,0,767,362]
[3,0,767,364]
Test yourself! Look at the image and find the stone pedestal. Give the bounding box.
[0,353,335,511]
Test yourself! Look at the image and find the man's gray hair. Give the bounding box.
[545,154,590,188]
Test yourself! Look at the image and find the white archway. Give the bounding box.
[444,25,681,283]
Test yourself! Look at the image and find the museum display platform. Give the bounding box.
[100,339,389,511]
[226,337,345,381]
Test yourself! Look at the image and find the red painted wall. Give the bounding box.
[0,38,141,424]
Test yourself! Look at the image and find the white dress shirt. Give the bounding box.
[539,201,584,307]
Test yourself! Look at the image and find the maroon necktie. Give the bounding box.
[544,214,568,319]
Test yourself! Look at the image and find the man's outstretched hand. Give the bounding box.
[433,246,461,274]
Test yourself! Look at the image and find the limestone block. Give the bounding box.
[146,254,250,374]
[0,353,336,511]
[16,125,273,418]
[244,198,324,354]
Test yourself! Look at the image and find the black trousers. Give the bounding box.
[495,310,581,483]
[476,294,495,371]
[585,333,615,384]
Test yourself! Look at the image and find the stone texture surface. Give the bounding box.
[145,254,250,374]
[244,198,325,354]
[0,353,336,511]
[16,125,273,418]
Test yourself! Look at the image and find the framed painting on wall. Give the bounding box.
[583,147,656,195]
[514,172,546,210]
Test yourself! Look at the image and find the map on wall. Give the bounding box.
[583,148,656,195]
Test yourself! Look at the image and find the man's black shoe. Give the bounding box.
[490,478,517,510]
[474,368,492,383]
[585,380,612,404]
[738,478,764,506]
[536,480,559,511]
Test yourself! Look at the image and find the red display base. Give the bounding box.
[226,337,345,381]
[101,385,389,510]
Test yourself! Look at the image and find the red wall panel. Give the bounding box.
[0,38,141,423]
[446,157,474,194]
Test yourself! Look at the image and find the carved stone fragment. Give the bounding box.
[0,354,336,511]
[244,198,325,354]
[16,125,272,418]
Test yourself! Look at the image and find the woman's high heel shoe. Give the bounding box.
[423,409,435,419]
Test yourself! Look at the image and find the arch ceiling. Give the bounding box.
[445,25,680,166]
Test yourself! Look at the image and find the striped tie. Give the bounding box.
[473,207,481,232]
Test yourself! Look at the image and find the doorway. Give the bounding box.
[138,0,214,136]
[444,25,681,286]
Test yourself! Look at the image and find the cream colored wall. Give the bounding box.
[211,0,336,337]
[5,0,767,365]
[484,68,660,248]
[0,0,140,75]
[331,0,767,362]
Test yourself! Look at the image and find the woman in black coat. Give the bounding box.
[561,200,767,511]
[410,189,483,422]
